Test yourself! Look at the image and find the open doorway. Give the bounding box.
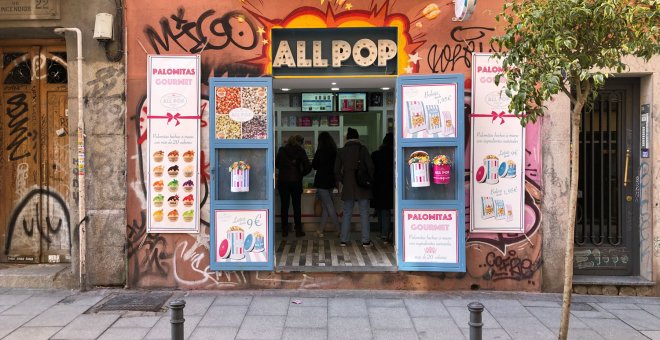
[273,77,397,272]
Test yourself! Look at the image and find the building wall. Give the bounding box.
[0,1,126,286]
[125,0,545,290]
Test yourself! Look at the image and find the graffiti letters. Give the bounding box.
[5,93,36,161]
[144,7,259,54]
[484,250,541,281]
[639,162,651,276]
[427,26,502,73]
[15,162,29,198]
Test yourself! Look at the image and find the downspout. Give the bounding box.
[54,27,87,291]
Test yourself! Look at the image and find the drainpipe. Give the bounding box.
[54,27,87,291]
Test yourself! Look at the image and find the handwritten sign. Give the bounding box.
[470,53,525,233]
[147,55,200,233]
[403,209,458,263]
[215,210,269,263]
[0,0,60,20]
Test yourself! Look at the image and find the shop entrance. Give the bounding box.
[0,42,71,264]
[273,77,397,271]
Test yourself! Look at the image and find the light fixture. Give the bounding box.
[281,88,290,91]
[331,87,340,91]
[381,87,390,91]
[331,82,337,85]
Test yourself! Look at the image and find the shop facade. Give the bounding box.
[124,0,660,293]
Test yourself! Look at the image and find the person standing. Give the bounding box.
[312,132,340,238]
[335,128,374,247]
[276,135,311,237]
[371,133,394,243]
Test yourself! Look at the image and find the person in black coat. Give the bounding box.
[276,135,311,237]
[312,132,340,237]
[371,133,394,242]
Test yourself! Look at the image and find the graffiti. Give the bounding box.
[144,7,259,54]
[4,187,71,255]
[483,250,541,282]
[86,66,124,134]
[5,93,36,162]
[427,26,502,73]
[654,237,660,258]
[127,211,172,279]
[574,248,630,269]
[15,162,29,198]
[639,162,651,276]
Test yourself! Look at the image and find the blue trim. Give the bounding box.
[395,75,466,272]
[209,77,274,271]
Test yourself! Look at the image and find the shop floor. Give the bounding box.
[275,232,397,272]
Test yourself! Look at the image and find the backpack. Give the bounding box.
[354,146,372,188]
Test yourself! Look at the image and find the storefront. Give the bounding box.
[125,0,658,293]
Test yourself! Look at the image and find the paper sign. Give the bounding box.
[403,210,458,263]
[401,84,457,138]
[215,210,269,263]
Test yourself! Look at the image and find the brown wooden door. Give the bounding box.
[0,43,70,263]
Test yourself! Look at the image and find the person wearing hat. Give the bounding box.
[334,127,375,247]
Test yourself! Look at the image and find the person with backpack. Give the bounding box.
[371,133,394,243]
[334,127,375,247]
[312,132,340,238]
[276,135,312,237]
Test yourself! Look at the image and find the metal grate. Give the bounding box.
[96,292,172,312]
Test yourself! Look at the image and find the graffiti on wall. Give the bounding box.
[5,93,37,162]
[126,0,543,290]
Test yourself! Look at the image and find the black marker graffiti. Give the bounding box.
[144,7,259,54]
[5,93,36,161]
[427,26,502,73]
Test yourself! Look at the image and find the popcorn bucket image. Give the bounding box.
[229,161,250,192]
[408,151,430,187]
[483,155,499,184]
[227,227,245,260]
[507,160,517,178]
[433,164,451,184]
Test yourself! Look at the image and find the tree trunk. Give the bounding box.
[558,98,587,340]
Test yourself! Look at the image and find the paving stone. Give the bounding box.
[525,306,589,331]
[447,306,501,329]
[247,296,290,316]
[373,328,420,340]
[60,294,105,306]
[638,304,660,316]
[496,317,555,340]
[213,296,253,306]
[460,327,511,340]
[199,305,248,327]
[178,295,214,316]
[329,298,367,317]
[608,309,660,331]
[112,315,161,328]
[565,328,606,340]
[0,315,38,338]
[328,317,371,340]
[282,327,327,340]
[597,303,641,310]
[367,298,404,307]
[481,299,532,318]
[2,326,61,340]
[580,317,649,340]
[641,331,660,340]
[0,294,32,306]
[443,298,479,307]
[1,295,64,316]
[51,314,120,339]
[25,304,91,327]
[189,326,239,340]
[517,299,561,308]
[369,307,413,329]
[289,297,328,307]
[570,303,616,319]
[286,306,327,328]
[404,298,450,317]
[0,305,12,313]
[144,315,201,340]
[236,315,285,339]
[97,327,150,340]
[413,317,465,340]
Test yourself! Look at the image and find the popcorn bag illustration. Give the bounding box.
[432,155,451,185]
[406,101,427,134]
[229,161,250,192]
[408,151,430,187]
[227,226,245,260]
[483,155,500,184]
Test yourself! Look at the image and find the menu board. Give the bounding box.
[401,84,456,138]
[147,55,200,233]
[301,93,334,112]
[215,86,269,139]
[337,92,367,112]
[470,53,525,233]
[402,209,458,263]
[215,210,269,263]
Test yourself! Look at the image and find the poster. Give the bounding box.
[147,55,200,233]
[215,210,269,263]
[215,86,269,140]
[470,53,525,233]
[402,210,458,263]
[401,84,457,138]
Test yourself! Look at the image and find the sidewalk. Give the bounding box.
[1,288,659,340]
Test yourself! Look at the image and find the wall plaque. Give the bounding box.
[0,0,60,20]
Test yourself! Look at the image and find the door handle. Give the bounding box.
[623,148,630,187]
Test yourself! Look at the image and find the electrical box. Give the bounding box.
[93,13,113,40]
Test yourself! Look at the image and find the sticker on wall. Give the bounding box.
[214,210,269,263]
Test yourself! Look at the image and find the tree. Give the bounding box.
[490,0,659,339]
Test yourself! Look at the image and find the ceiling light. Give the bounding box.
[331,87,340,91]
[281,88,290,91]
[381,87,390,91]
[331,82,337,85]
